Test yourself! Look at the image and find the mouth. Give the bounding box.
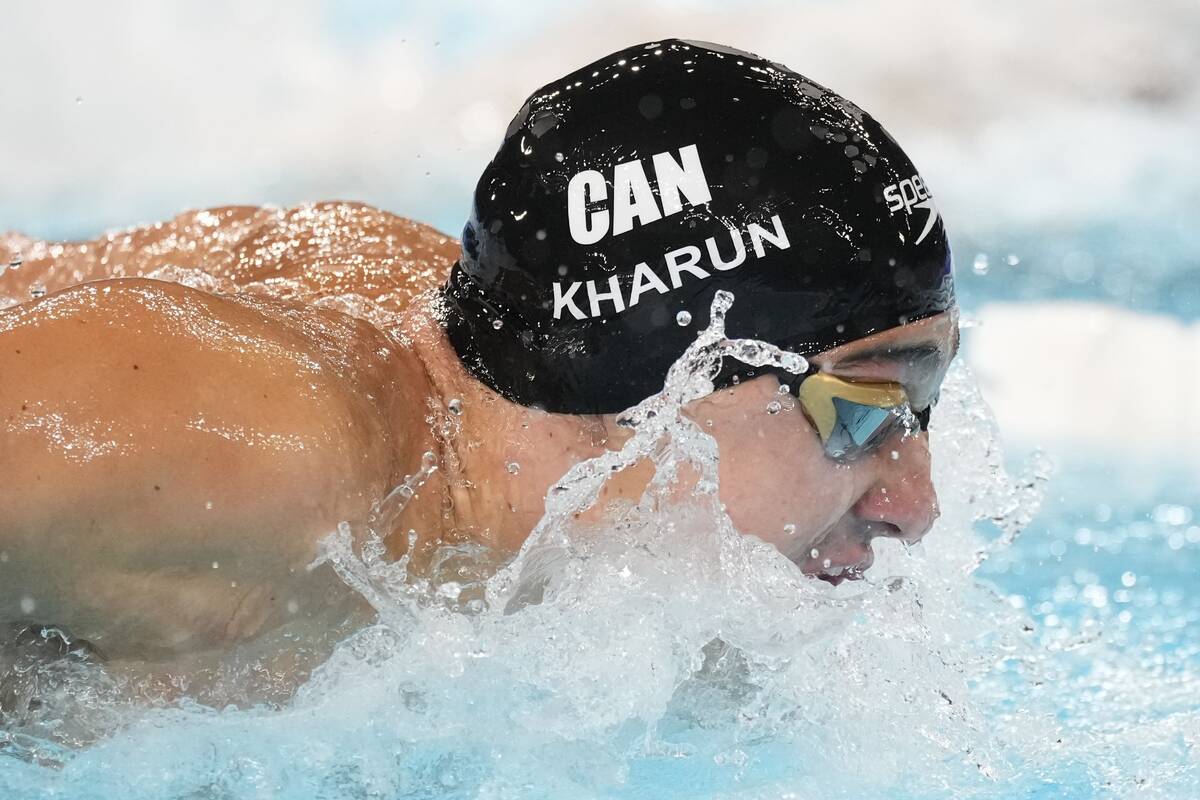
[814,558,872,586]
[800,534,875,586]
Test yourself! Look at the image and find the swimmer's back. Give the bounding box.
[0,201,458,315]
[0,204,457,660]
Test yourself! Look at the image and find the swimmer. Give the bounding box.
[0,40,956,672]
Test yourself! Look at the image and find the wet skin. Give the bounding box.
[0,202,957,672]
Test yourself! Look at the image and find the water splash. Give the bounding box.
[239,291,1040,794]
[2,289,1194,799]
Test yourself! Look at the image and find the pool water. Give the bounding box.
[973,476,1199,797]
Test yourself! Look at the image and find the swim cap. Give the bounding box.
[443,39,954,414]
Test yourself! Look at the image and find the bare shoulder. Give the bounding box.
[224,201,461,311]
[0,277,418,657]
[1,202,460,314]
[0,207,272,302]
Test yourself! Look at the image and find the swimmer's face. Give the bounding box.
[682,310,959,583]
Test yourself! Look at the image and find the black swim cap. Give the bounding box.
[443,39,954,414]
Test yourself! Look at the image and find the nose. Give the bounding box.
[852,434,939,545]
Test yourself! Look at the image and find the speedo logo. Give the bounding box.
[882,174,939,245]
[566,143,712,245]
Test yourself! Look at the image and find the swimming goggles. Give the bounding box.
[771,368,933,461]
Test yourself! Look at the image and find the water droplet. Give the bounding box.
[972,253,989,275]
[1121,571,1137,588]
[822,558,832,570]
[205,500,214,510]
[777,384,790,394]
[212,561,219,569]
[890,450,900,461]
[286,599,300,614]
[766,400,782,415]
[783,523,796,536]
[492,318,504,330]
[448,398,463,415]
[781,354,808,373]
[1005,253,1021,267]
[19,596,35,614]
[74,96,83,105]
[810,548,820,559]
[8,252,22,268]
[506,462,521,475]
[676,310,692,326]
[29,284,47,298]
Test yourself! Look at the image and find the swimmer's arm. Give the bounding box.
[0,278,397,658]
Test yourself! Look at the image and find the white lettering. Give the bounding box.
[652,143,712,216]
[883,174,939,244]
[567,170,609,245]
[548,216,791,321]
[587,275,626,317]
[899,178,920,213]
[628,261,671,307]
[747,214,790,258]
[553,281,587,320]
[611,159,662,236]
[664,245,709,288]
[884,174,933,216]
[883,184,904,213]
[566,145,714,244]
[705,229,746,271]
[911,175,928,201]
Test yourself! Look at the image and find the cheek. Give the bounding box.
[706,404,856,551]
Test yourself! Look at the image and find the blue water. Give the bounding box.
[980,476,1200,791]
